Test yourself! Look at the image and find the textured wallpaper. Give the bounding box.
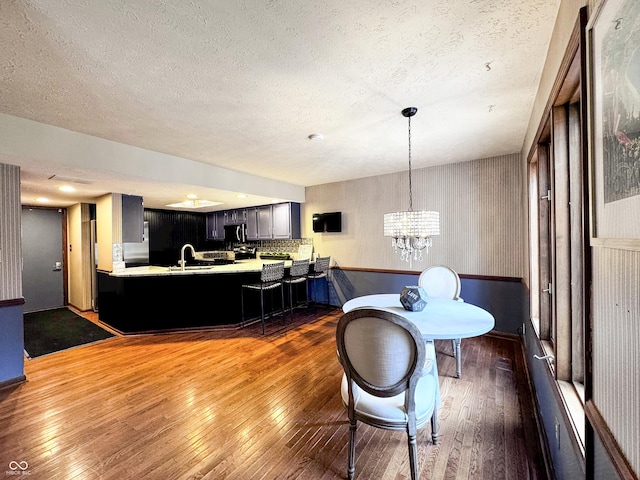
[0,163,22,301]
[303,153,523,277]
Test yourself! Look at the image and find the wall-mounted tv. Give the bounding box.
[312,212,342,233]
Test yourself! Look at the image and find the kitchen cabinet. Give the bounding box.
[272,202,299,238]
[206,203,300,241]
[246,207,258,240]
[255,202,301,239]
[224,208,247,225]
[122,194,144,242]
[206,211,225,240]
[256,205,273,239]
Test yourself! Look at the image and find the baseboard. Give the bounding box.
[486,330,520,342]
[585,400,637,480]
[0,375,26,392]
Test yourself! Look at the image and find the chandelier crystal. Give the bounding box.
[383,107,440,263]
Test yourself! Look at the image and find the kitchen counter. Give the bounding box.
[97,258,314,334]
[107,259,295,277]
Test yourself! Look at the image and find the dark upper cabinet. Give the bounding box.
[246,207,258,240]
[206,211,225,240]
[205,202,301,241]
[224,208,247,225]
[122,194,144,243]
[272,202,300,239]
[256,205,273,239]
[256,202,301,240]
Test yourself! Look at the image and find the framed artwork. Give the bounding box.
[588,0,640,245]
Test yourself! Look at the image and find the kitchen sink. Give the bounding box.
[168,265,216,271]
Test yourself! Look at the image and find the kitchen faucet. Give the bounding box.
[179,244,196,271]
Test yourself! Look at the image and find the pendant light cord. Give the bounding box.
[408,115,413,212]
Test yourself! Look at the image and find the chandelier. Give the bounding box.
[383,107,440,263]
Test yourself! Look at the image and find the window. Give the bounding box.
[528,19,589,449]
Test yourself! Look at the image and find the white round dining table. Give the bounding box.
[342,294,495,377]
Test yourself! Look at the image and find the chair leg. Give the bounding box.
[303,279,308,308]
[289,282,295,321]
[348,419,357,480]
[280,284,285,326]
[325,277,330,305]
[240,288,245,328]
[407,431,419,480]
[260,289,265,335]
[431,409,439,444]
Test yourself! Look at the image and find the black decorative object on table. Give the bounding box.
[399,285,428,312]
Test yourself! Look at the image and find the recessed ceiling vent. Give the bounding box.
[48,174,94,185]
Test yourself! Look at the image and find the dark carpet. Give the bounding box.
[23,307,115,358]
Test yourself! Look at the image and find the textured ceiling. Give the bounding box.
[0,0,561,210]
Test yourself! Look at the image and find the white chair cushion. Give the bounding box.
[341,372,437,428]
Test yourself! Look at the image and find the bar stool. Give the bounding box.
[307,256,331,305]
[241,261,285,335]
[283,259,310,318]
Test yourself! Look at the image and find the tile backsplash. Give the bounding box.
[246,238,313,254]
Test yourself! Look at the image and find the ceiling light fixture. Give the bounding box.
[166,199,223,209]
[58,185,76,192]
[36,197,50,203]
[383,107,440,264]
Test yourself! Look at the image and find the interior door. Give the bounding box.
[22,207,66,313]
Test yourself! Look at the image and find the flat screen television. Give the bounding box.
[312,212,342,233]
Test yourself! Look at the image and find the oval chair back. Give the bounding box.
[418,265,461,300]
[284,259,310,316]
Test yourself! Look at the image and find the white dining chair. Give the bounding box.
[336,307,440,480]
[418,265,465,377]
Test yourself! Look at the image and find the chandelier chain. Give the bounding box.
[408,115,413,212]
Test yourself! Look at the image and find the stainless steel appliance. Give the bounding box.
[233,245,256,260]
[193,250,236,265]
[224,223,246,243]
[123,221,150,267]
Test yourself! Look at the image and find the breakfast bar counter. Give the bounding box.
[107,259,294,277]
[97,260,299,334]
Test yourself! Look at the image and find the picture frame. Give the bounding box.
[587,0,640,247]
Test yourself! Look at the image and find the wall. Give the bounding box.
[303,153,526,331]
[0,163,22,301]
[67,203,92,310]
[96,193,122,272]
[0,113,305,205]
[0,163,24,387]
[592,248,640,474]
[304,153,523,277]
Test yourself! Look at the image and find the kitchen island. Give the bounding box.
[97,260,303,334]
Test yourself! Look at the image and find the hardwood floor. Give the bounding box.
[1,307,546,479]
